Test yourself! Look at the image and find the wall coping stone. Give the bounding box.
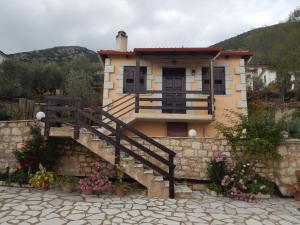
[285,138,300,144]
[0,120,34,123]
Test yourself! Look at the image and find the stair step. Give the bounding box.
[153,176,164,181]
[89,138,100,141]
[175,185,193,193]
[144,169,153,174]
[123,157,134,161]
[134,164,143,168]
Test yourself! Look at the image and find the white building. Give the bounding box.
[246,64,295,90]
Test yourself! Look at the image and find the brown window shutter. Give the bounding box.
[201,66,225,95]
[123,66,147,93]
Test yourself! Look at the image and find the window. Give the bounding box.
[123,66,147,93]
[167,122,188,137]
[202,67,225,95]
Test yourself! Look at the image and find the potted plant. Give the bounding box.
[114,164,127,197]
[29,165,54,190]
[56,175,77,193]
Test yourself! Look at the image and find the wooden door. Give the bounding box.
[162,68,186,113]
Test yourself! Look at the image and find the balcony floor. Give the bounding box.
[131,112,214,123]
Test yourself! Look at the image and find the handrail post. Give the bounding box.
[169,154,175,198]
[135,93,139,113]
[207,96,212,115]
[115,123,121,165]
[44,98,50,137]
[74,98,80,139]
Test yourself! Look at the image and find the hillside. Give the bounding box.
[213,21,300,65]
[9,46,98,63]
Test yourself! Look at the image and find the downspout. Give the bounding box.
[246,56,253,65]
[210,51,222,116]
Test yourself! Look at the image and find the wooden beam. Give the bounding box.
[135,55,141,92]
[210,60,215,115]
[139,54,215,60]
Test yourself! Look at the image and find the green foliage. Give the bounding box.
[215,110,284,163]
[207,153,230,194]
[0,59,65,98]
[0,56,103,100]
[285,110,300,138]
[213,8,300,100]
[288,7,300,22]
[11,46,98,63]
[6,170,30,186]
[248,174,274,195]
[64,57,102,100]
[55,175,77,190]
[207,153,275,201]
[13,126,58,173]
[207,183,222,193]
[0,105,13,121]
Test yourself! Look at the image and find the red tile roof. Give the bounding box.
[97,48,254,59]
[134,47,223,53]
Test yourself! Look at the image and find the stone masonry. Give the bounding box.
[0,120,35,171]
[0,121,113,178]
[53,137,114,177]
[0,120,299,196]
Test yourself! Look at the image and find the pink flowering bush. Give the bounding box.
[207,153,274,201]
[207,152,232,194]
[78,162,111,194]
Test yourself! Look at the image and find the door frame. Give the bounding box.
[162,67,186,114]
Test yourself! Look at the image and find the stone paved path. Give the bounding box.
[0,186,300,225]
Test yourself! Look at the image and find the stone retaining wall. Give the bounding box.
[122,137,300,195]
[0,120,35,171]
[0,121,113,177]
[1,121,299,195]
[53,137,114,177]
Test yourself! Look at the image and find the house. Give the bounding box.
[98,31,253,138]
[0,50,7,64]
[246,64,295,90]
[42,31,254,198]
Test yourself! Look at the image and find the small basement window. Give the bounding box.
[167,122,188,137]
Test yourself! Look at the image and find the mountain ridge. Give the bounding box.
[9,46,98,63]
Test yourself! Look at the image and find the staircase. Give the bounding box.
[43,96,192,199]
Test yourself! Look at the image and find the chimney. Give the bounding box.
[116,31,128,51]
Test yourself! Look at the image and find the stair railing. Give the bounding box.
[42,96,176,198]
[101,94,135,124]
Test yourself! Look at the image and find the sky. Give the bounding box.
[0,0,299,54]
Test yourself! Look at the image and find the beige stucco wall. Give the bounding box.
[102,55,247,137]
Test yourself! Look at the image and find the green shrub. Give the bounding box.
[0,105,13,121]
[208,183,222,193]
[248,175,274,195]
[207,152,231,194]
[215,110,284,163]
[56,175,77,190]
[7,170,30,186]
[285,111,300,138]
[13,126,58,173]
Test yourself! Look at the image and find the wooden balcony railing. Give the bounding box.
[135,90,213,115]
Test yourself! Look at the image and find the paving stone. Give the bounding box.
[66,213,85,220]
[0,187,300,224]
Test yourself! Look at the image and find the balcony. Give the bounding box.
[103,90,214,124]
